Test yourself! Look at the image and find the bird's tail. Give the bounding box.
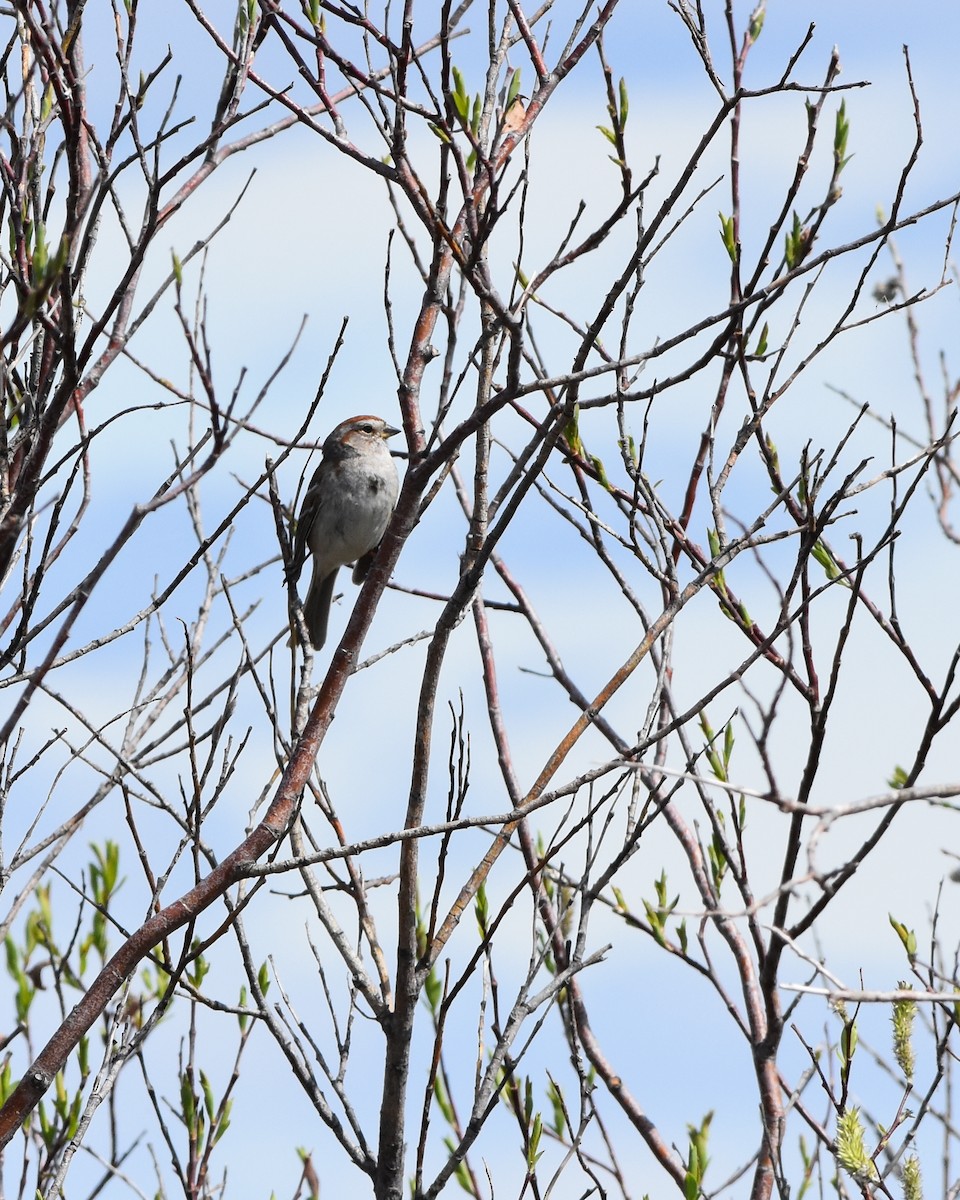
[303,563,339,649]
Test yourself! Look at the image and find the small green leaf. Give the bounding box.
[685,1112,712,1198]
[546,1078,565,1135]
[833,99,852,172]
[888,765,908,789]
[505,68,522,108]
[811,539,843,582]
[784,211,813,270]
[590,454,610,490]
[433,1075,454,1123]
[5,937,20,979]
[596,124,617,146]
[564,407,584,457]
[424,966,442,1013]
[180,1074,196,1130]
[764,432,779,477]
[475,883,489,938]
[189,948,209,989]
[527,1111,543,1168]
[707,529,727,596]
[200,1070,216,1120]
[452,66,470,123]
[839,1017,858,1068]
[211,1099,231,1146]
[889,913,917,960]
[718,211,737,262]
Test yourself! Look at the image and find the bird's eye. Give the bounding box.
[360,423,374,434]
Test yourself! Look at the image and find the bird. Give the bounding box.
[287,415,400,649]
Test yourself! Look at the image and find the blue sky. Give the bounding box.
[10,2,960,1197]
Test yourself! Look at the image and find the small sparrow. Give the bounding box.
[499,92,528,136]
[288,415,400,649]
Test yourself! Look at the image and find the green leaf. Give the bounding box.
[5,937,20,979]
[452,66,470,123]
[685,1111,712,1193]
[753,321,768,357]
[839,1017,857,1068]
[764,432,780,477]
[189,947,209,989]
[15,973,34,1023]
[527,1111,543,1168]
[784,211,812,270]
[888,765,908,789]
[811,539,843,582]
[433,1075,454,1123]
[564,407,584,457]
[590,454,610,490]
[200,1070,216,1121]
[475,883,489,938]
[889,913,917,960]
[546,1078,565,1135]
[67,1090,82,1139]
[212,1099,232,1147]
[180,1074,196,1130]
[618,76,629,126]
[505,68,522,108]
[596,124,617,146]
[78,1036,89,1078]
[706,529,728,597]
[424,965,442,1013]
[718,211,737,262]
[834,100,851,171]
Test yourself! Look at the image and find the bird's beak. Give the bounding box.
[382,423,401,440]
